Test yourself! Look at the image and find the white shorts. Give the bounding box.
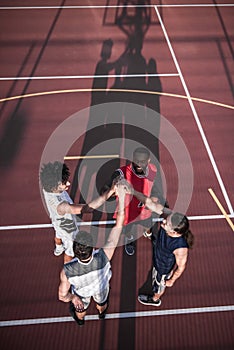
[73,286,110,310]
[55,229,77,257]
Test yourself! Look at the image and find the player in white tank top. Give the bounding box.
[40,161,115,263]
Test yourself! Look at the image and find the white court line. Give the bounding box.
[0,4,233,10]
[154,5,234,215]
[1,304,234,327]
[0,220,116,231]
[0,214,234,231]
[0,73,179,81]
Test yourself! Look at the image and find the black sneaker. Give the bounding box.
[138,294,161,307]
[69,302,85,326]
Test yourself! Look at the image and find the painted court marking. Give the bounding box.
[1,214,234,231]
[154,5,233,215]
[64,154,119,160]
[0,73,179,81]
[0,88,233,110]
[0,4,233,10]
[208,188,234,231]
[1,304,233,327]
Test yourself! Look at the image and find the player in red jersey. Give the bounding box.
[104,147,166,255]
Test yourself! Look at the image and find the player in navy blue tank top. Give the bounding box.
[122,180,194,306]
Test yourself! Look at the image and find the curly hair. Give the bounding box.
[40,161,70,192]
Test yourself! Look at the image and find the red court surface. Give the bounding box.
[0,1,233,350]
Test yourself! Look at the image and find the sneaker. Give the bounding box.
[54,244,65,256]
[125,236,135,255]
[69,302,85,326]
[138,294,161,307]
[143,230,152,239]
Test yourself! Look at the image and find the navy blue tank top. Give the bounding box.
[152,225,188,275]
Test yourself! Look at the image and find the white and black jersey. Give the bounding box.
[43,189,79,240]
[64,249,112,297]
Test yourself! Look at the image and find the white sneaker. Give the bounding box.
[54,244,65,256]
[143,230,152,239]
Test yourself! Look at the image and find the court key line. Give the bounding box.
[154,5,234,215]
[1,214,234,231]
[1,304,234,327]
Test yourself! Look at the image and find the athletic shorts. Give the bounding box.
[55,229,79,258]
[55,230,77,257]
[73,286,110,310]
[152,267,173,294]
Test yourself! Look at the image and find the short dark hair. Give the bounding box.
[73,231,93,261]
[40,161,70,192]
[133,147,150,158]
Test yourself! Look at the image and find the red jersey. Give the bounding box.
[114,163,157,225]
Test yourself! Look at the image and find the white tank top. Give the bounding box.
[43,189,79,238]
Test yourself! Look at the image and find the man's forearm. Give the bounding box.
[133,189,164,214]
[115,197,125,227]
[167,266,186,286]
[59,290,74,303]
[104,203,124,245]
[57,202,84,215]
[88,187,115,209]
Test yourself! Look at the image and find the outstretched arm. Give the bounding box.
[87,185,116,209]
[103,184,125,260]
[57,202,85,215]
[57,186,116,216]
[121,179,169,215]
[100,170,123,197]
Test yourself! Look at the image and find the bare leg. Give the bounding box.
[55,237,62,245]
[96,302,108,315]
[64,253,73,263]
[153,290,165,301]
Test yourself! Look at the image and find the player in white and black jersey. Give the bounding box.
[40,161,115,263]
[58,182,126,326]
